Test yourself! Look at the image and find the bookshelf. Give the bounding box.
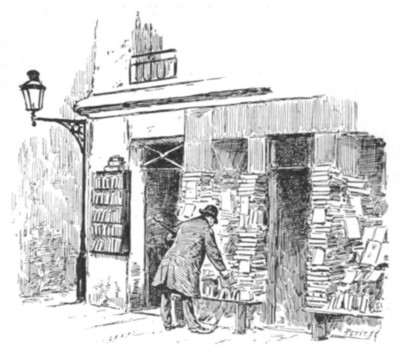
[90,168,131,255]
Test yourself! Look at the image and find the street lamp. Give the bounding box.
[20,70,87,303]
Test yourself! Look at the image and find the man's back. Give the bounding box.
[166,217,209,259]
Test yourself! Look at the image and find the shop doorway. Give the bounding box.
[135,137,184,308]
[266,135,312,328]
[275,168,311,327]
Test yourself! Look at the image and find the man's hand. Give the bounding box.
[166,233,175,242]
[220,270,230,279]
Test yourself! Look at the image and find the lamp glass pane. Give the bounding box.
[21,89,31,110]
[28,89,40,110]
[38,89,45,110]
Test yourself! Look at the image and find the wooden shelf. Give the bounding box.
[92,235,123,239]
[90,250,129,257]
[95,170,125,175]
[92,204,123,208]
[91,168,131,256]
[92,221,123,225]
[303,307,383,319]
[201,296,263,305]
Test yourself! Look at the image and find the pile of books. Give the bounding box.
[306,164,388,312]
[214,174,240,230]
[177,172,215,220]
[22,226,78,295]
[201,270,267,302]
[231,173,268,273]
[215,173,268,298]
[103,155,126,172]
[178,171,269,301]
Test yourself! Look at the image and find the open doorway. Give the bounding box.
[266,135,312,328]
[134,137,183,308]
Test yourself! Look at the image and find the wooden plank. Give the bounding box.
[304,308,383,319]
[184,109,213,171]
[311,313,328,341]
[248,137,266,173]
[235,303,247,334]
[313,133,337,166]
[266,172,277,324]
[211,97,357,139]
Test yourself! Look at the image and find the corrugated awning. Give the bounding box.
[74,77,272,119]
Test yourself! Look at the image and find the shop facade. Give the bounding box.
[74,15,387,334]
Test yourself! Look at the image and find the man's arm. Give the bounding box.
[205,227,228,275]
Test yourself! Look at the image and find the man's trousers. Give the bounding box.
[160,290,201,330]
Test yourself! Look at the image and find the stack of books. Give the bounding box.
[230,173,268,273]
[22,226,78,295]
[178,172,215,220]
[306,164,388,312]
[103,155,126,172]
[178,171,269,301]
[228,173,268,297]
[201,270,266,302]
[344,175,371,196]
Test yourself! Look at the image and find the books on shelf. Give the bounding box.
[95,173,124,189]
[91,237,123,253]
[92,223,123,237]
[92,190,124,205]
[92,207,123,223]
[90,156,130,255]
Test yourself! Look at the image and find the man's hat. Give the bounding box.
[199,205,219,224]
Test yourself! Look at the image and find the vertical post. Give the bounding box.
[235,303,247,334]
[265,171,277,324]
[76,122,87,302]
[311,313,328,341]
[143,169,150,308]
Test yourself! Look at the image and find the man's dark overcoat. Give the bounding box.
[152,216,226,297]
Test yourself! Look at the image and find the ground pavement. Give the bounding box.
[2,291,380,351]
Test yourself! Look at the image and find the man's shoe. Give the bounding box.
[189,325,214,334]
[164,325,175,331]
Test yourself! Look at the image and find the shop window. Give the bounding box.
[134,137,184,169]
[212,138,248,176]
[267,135,312,168]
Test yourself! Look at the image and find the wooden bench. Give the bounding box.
[201,297,263,334]
[304,307,383,341]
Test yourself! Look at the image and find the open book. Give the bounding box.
[218,271,237,288]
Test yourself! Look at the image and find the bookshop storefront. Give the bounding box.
[76,85,387,336]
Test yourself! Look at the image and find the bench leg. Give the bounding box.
[311,313,328,341]
[235,304,247,334]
